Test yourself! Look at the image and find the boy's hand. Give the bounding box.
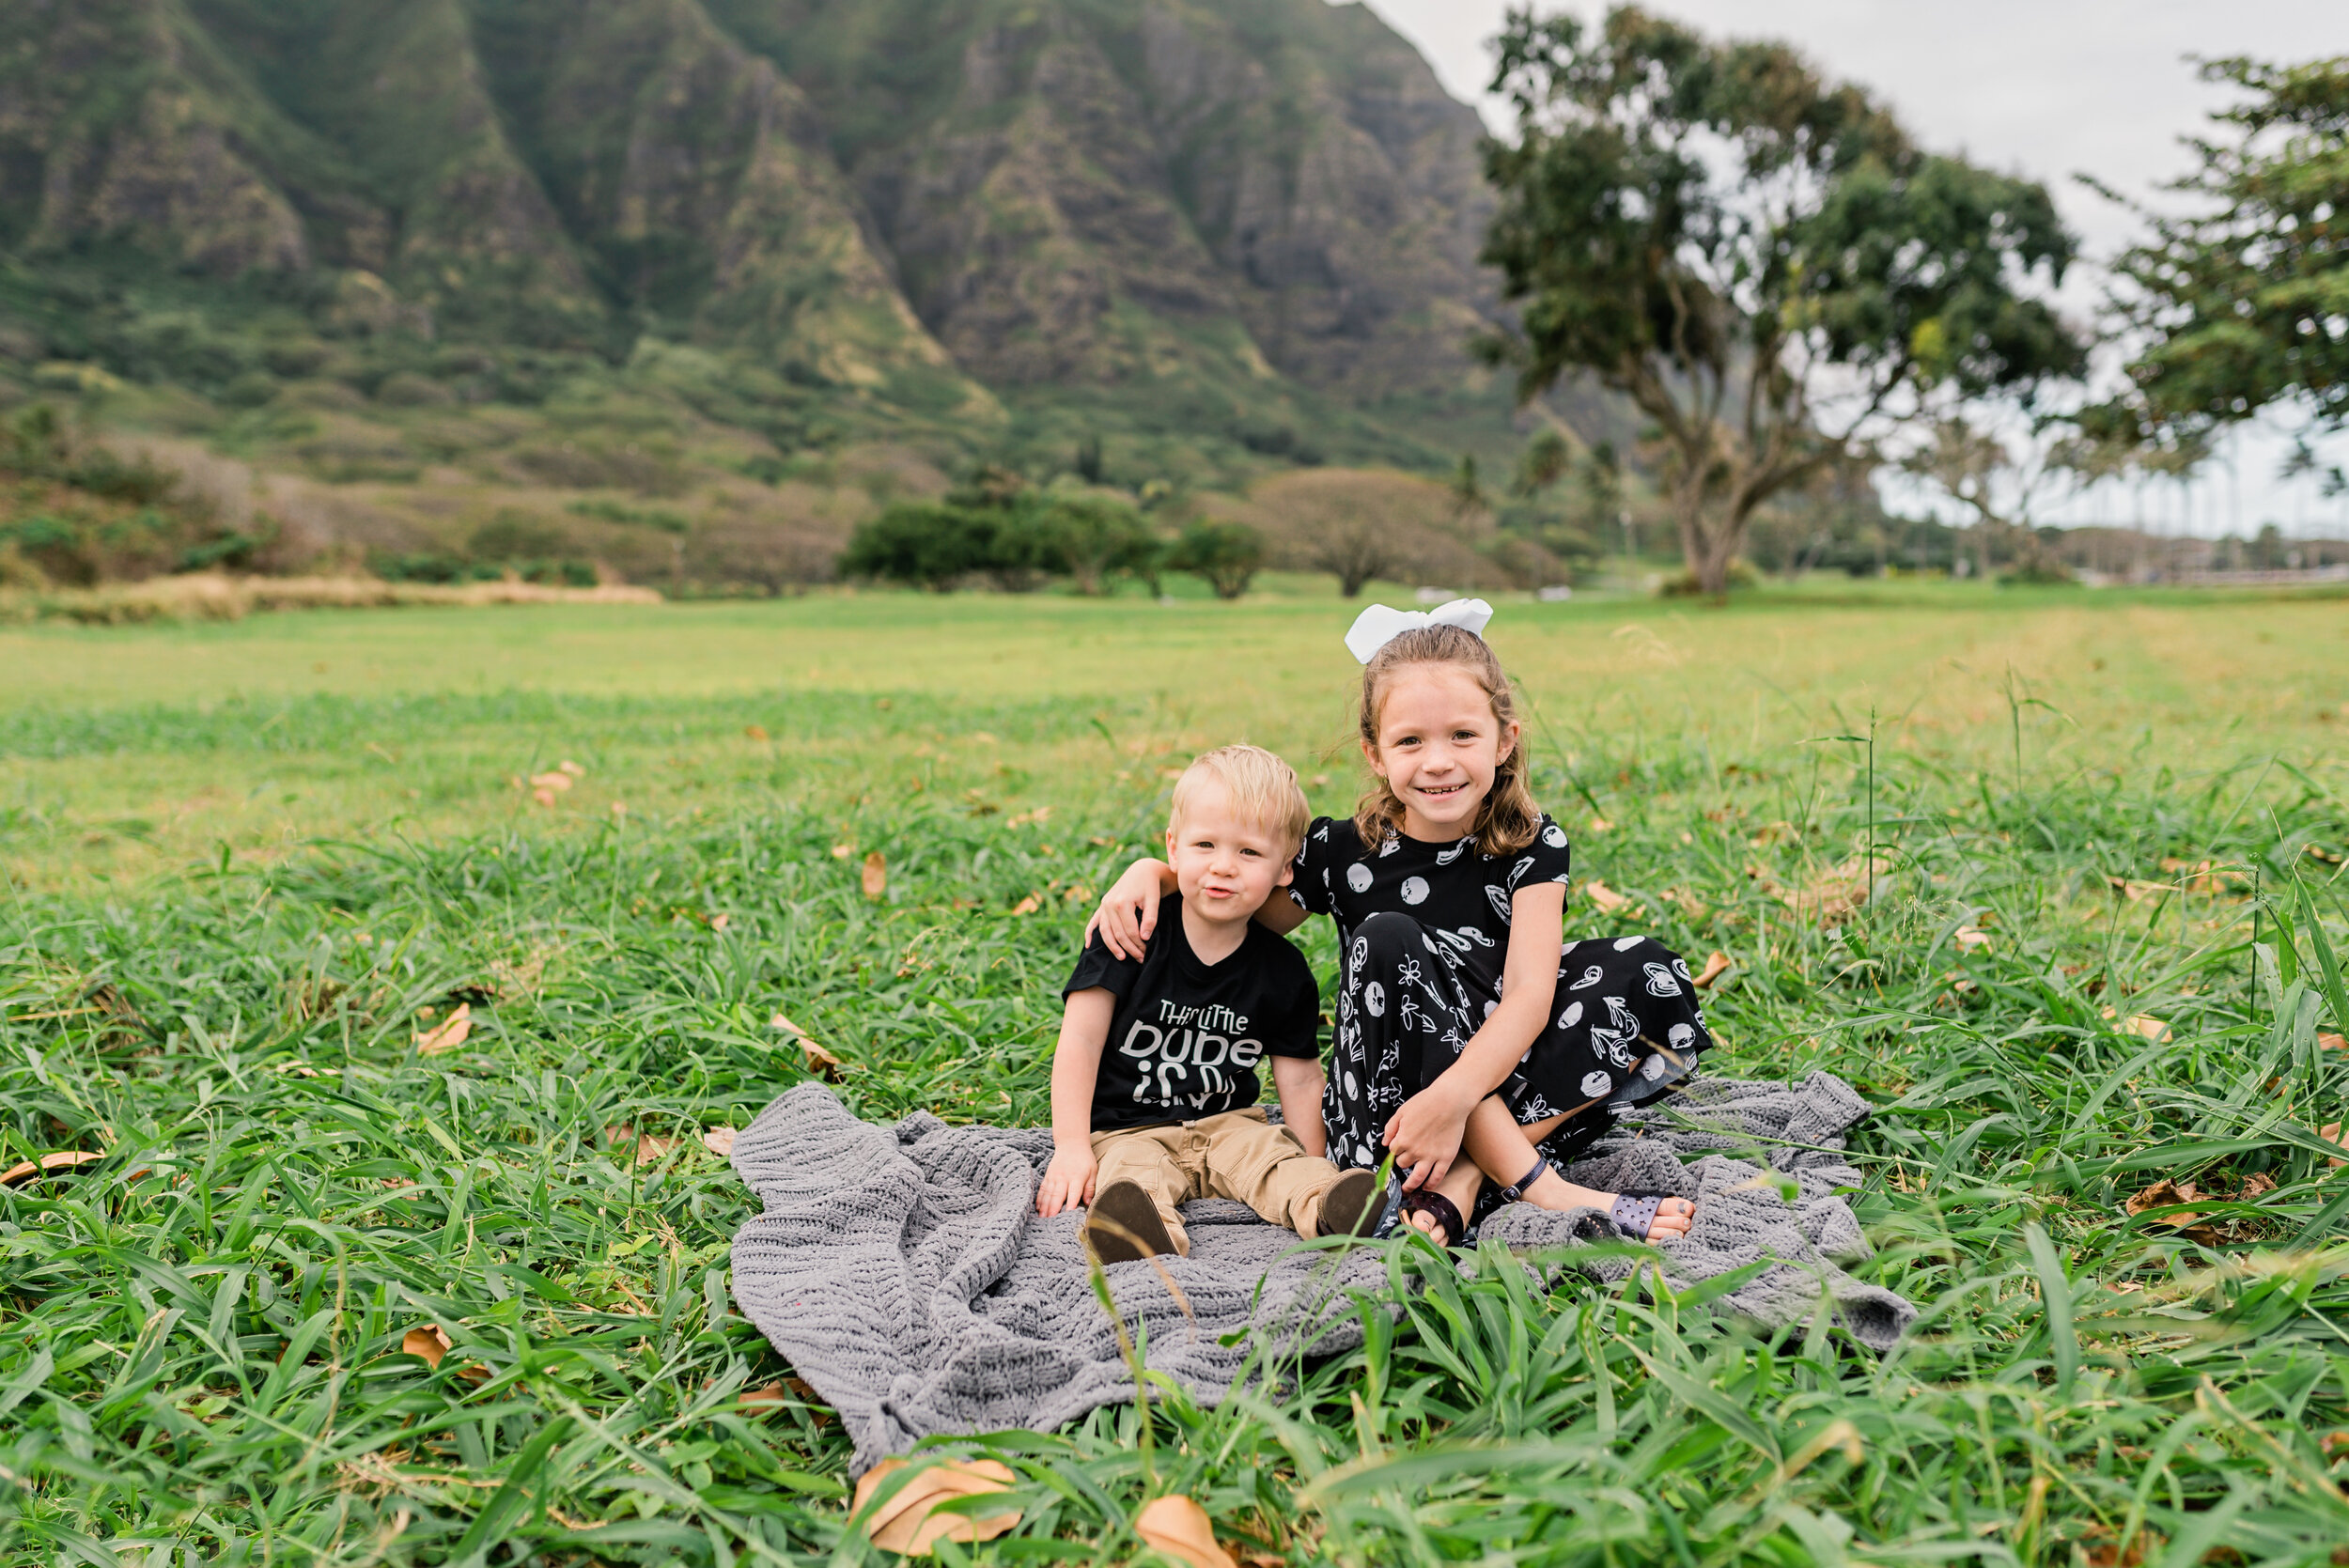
[1084,861,1166,961]
[1382,1083,1473,1192]
[1036,1144,1099,1219]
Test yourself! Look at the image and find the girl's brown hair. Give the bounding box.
[1352,624,1542,857]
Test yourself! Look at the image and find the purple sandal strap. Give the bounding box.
[1610,1191,1664,1240]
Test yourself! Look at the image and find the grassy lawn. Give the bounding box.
[4,582,2349,1564]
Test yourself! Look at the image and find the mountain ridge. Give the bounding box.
[2,0,1509,423]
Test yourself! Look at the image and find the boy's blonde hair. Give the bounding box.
[1171,744,1311,854]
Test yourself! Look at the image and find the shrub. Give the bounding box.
[1034,496,1149,595]
[1166,520,1265,599]
[840,503,997,591]
[1239,468,1484,597]
[1660,559,1761,597]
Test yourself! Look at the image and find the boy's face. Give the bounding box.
[1163,779,1296,928]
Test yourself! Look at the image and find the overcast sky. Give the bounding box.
[1350,0,2349,536]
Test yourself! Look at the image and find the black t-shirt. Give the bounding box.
[1291,814,1574,1005]
[1062,893,1322,1132]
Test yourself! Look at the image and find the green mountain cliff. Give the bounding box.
[0,0,1582,591]
[3,0,1508,411]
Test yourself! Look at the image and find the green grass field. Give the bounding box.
[5,583,2349,1565]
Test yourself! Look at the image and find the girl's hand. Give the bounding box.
[1036,1144,1098,1219]
[1383,1083,1474,1192]
[1084,859,1168,960]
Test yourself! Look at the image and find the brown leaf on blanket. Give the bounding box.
[0,1150,102,1187]
[853,1456,1020,1555]
[1135,1494,1239,1568]
[1692,951,1732,989]
[1583,879,1628,914]
[413,1002,471,1055]
[861,851,888,899]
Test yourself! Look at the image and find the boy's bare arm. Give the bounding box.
[1269,1053,1329,1158]
[1037,988,1117,1219]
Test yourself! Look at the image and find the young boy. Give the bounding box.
[1035,744,1380,1261]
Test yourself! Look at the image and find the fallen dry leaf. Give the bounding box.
[604,1125,680,1166]
[1785,856,1886,924]
[1006,805,1052,828]
[413,1002,472,1056]
[862,851,888,899]
[702,1126,737,1157]
[1584,879,1628,914]
[2321,1121,2347,1170]
[2096,1007,2170,1042]
[770,1014,845,1079]
[2124,1179,2221,1245]
[2321,1032,2347,1052]
[832,843,855,860]
[2238,1172,2278,1200]
[401,1325,452,1369]
[1954,926,1992,953]
[708,913,730,933]
[532,785,557,807]
[1009,893,1043,916]
[2322,1431,2349,1459]
[1692,951,1732,989]
[558,759,583,777]
[1135,1495,1238,1568]
[853,1457,1020,1556]
[1586,815,1612,833]
[0,1150,103,1187]
[745,724,770,741]
[739,1374,837,1425]
[529,770,573,793]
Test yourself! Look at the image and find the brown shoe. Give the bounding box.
[1315,1169,1383,1239]
[1082,1180,1177,1264]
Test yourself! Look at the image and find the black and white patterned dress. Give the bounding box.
[1290,815,1713,1183]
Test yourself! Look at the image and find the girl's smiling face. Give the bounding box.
[1363,664,1519,841]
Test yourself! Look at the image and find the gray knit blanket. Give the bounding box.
[728,1072,1912,1474]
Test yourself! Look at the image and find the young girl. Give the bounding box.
[1089,603,1707,1245]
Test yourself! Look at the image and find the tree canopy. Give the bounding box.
[2094,55,2349,485]
[1478,5,2088,592]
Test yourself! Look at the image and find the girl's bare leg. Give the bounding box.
[1462,1098,1694,1240]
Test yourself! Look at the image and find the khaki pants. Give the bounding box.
[1090,1107,1344,1256]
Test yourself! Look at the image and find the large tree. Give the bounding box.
[1478,7,2089,594]
[2092,55,2349,486]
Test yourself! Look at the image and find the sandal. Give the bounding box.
[1609,1189,1686,1241]
[1400,1188,1466,1249]
[1082,1180,1178,1264]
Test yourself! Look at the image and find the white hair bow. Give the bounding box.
[1344,598,1494,664]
